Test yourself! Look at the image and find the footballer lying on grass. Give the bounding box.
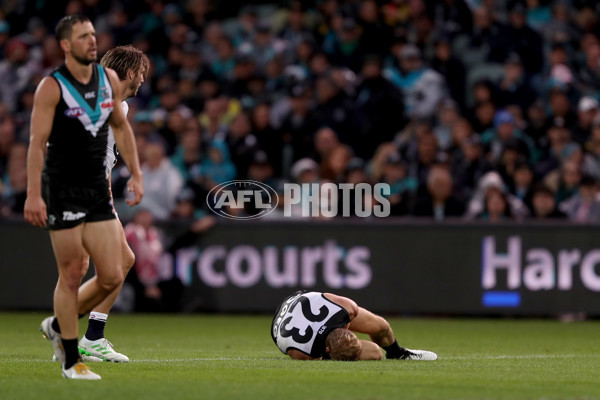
[272,291,437,361]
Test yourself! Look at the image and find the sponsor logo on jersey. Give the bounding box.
[64,107,86,118]
[84,91,96,99]
[62,211,86,221]
[99,86,110,99]
[318,325,327,335]
[100,100,114,109]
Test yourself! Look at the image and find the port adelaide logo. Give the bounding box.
[207,180,278,220]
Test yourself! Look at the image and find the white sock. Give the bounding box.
[89,311,108,322]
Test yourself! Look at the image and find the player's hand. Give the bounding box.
[126,174,144,206]
[24,195,48,228]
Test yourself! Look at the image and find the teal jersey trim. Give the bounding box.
[53,64,106,126]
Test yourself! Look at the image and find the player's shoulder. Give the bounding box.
[102,66,119,80]
[34,76,60,102]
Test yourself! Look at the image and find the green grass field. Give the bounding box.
[0,313,599,400]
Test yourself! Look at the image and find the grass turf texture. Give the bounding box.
[0,313,599,400]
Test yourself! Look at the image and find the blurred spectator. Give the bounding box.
[540,1,579,48]
[278,84,320,170]
[529,183,567,219]
[225,112,260,178]
[201,140,237,188]
[380,153,417,216]
[496,53,537,113]
[0,142,27,216]
[583,117,600,180]
[508,161,535,212]
[452,134,493,201]
[453,6,502,69]
[465,171,530,220]
[384,43,446,119]
[481,109,537,165]
[357,0,392,58]
[545,159,582,204]
[413,164,465,220]
[168,186,216,251]
[559,174,600,222]
[408,131,441,195]
[573,96,598,145]
[247,150,275,185]
[525,0,551,32]
[288,157,322,218]
[524,99,551,149]
[0,20,10,59]
[278,1,311,55]
[211,35,236,80]
[313,127,341,164]
[0,38,40,111]
[125,209,182,312]
[431,36,466,111]
[137,142,185,221]
[0,113,16,179]
[431,0,473,38]
[345,157,368,185]
[291,157,320,184]
[470,97,497,133]
[477,186,514,222]
[321,144,353,182]
[535,123,572,178]
[433,98,461,151]
[366,142,400,183]
[546,87,576,129]
[239,20,286,75]
[490,2,544,76]
[575,42,600,98]
[170,125,203,182]
[355,55,406,158]
[313,73,364,147]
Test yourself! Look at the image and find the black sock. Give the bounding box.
[51,317,61,334]
[383,340,410,359]
[85,317,106,341]
[62,338,80,369]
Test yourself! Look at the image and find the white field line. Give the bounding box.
[2,354,599,363]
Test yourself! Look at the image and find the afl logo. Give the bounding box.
[64,107,85,118]
[207,180,279,220]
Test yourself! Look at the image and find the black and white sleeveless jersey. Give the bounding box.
[271,292,351,358]
[44,63,114,186]
[105,101,128,179]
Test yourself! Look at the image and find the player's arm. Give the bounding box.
[357,340,383,360]
[24,77,59,228]
[106,68,143,206]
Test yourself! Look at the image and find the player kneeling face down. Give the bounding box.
[271,291,437,361]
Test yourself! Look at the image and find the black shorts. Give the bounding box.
[42,175,116,230]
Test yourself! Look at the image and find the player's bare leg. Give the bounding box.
[74,220,124,313]
[77,225,134,362]
[324,293,437,360]
[42,224,100,379]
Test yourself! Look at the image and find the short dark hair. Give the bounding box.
[100,45,150,81]
[55,15,91,42]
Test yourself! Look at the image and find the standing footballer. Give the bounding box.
[25,15,143,380]
[71,45,150,363]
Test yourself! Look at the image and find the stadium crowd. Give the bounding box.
[2,0,600,224]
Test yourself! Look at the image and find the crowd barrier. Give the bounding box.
[1,219,599,315]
